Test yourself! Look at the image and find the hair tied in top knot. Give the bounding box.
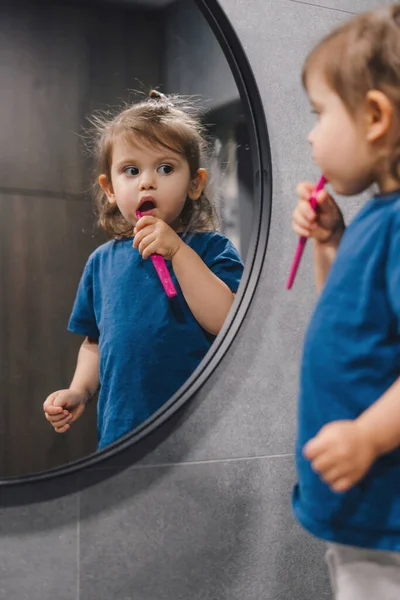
[148,89,174,107]
[148,89,164,100]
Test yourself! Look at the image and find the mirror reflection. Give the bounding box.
[0,0,255,477]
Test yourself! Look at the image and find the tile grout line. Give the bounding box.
[284,0,356,15]
[88,452,296,472]
[77,491,80,600]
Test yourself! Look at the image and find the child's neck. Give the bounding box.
[376,169,400,194]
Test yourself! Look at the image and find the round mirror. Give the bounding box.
[0,0,270,481]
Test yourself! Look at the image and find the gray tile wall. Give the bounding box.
[0,1,387,599]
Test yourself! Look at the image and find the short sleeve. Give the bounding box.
[68,257,100,339]
[387,207,400,325]
[202,234,244,293]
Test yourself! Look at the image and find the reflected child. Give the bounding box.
[43,91,243,449]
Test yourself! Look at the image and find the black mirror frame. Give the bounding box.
[0,0,272,490]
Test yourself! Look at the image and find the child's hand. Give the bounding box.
[43,389,86,433]
[303,420,378,493]
[293,181,345,245]
[133,216,182,260]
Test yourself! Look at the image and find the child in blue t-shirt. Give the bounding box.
[291,5,400,598]
[43,90,243,449]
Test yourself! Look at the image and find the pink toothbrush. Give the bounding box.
[286,175,326,290]
[136,210,178,298]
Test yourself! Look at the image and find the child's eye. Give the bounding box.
[124,166,139,176]
[157,164,173,175]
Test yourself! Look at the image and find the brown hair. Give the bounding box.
[302,3,400,180]
[88,90,218,238]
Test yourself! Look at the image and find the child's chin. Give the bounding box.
[337,183,369,197]
[329,180,352,196]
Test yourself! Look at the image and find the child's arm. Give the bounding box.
[69,336,100,400]
[313,240,342,292]
[133,216,239,335]
[356,377,400,457]
[304,208,400,493]
[293,182,345,292]
[352,218,400,463]
[304,378,400,493]
[43,337,100,432]
[171,242,235,335]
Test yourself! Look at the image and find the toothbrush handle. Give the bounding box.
[286,237,307,290]
[136,209,177,298]
[150,254,177,298]
[286,175,326,290]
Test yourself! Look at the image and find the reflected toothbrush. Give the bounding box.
[136,210,178,298]
[286,175,326,290]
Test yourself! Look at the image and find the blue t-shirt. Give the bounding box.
[68,231,243,450]
[293,190,400,551]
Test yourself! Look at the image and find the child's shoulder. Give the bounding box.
[377,192,400,234]
[184,230,233,248]
[89,239,115,257]
[85,239,118,267]
[373,189,400,216]
[182,230,233,249]
[182,230,242,262]
[355,191,400,234]
[389,193,400,217]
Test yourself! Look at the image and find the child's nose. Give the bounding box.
[139,172,156,190]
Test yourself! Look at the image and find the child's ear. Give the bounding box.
[188,168,208,201]
[99,174,116,203]
[365,90,393,143]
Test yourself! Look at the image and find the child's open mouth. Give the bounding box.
[138,199,156,215]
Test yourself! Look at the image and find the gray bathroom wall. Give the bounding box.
[0,1,387,599]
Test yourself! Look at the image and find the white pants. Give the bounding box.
[325,543,400,600]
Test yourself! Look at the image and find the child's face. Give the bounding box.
[306,71,376,196]
[99,135,206,229]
